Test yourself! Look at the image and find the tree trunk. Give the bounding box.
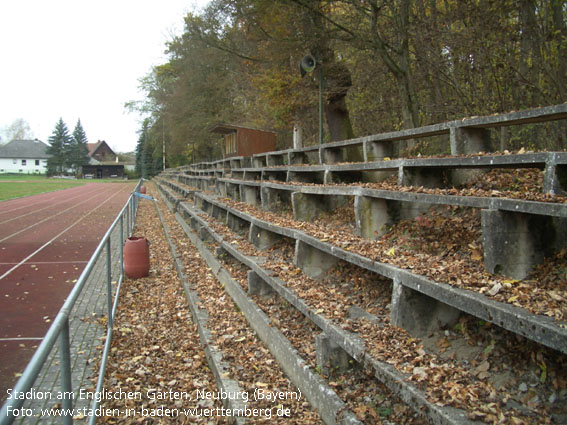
[396,63,420,130]
[550,0,567,99]
[325,95,354,142]
[322,60,355,141]
[369,0,420,136]
[394,72,420,151]
[518,0,538,105]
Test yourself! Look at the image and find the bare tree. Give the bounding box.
[1,118,34,142]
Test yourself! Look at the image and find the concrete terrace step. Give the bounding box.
[156,187,472,425]
[181,152,567,197]
[155,177,567,423]
[154,177,567,356]
[206,176,567,281]
[156,183,362,425]
[184,189,567,355]
[217,179,567,217]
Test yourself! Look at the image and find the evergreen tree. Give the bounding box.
[135,120,150,179]
[46,118,72,175]
[70,119,90,174]
[135,119,159,179]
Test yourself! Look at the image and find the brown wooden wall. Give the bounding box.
[92,143,117,162]
[236,128,276,157]
[81,165,124,179]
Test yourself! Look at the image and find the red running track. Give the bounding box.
[0,182,136,397]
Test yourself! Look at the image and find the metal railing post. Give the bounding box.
[127,199,131,237]
[59,319,73,425]
[120,215,124,278]
[131,195,135,233]
[106,238,113,328]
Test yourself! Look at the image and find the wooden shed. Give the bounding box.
[81,164,124,179]
[210,124,276,158]
[80,140,124,179]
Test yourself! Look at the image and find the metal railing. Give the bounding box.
[0,179,143,425]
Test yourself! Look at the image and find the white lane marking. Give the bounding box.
[0,184,131,281]
[0,185,117,244]
[0,184,94,216]
[0,186,99,225]
[0,261,89,265]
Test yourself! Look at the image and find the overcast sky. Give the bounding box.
[0,0,209,153]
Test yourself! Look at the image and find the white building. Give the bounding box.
[0,139,50,174]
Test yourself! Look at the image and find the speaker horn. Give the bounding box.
[299,54,316,77]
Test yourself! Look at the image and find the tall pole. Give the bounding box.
[299,54,323,144]
[162,119,165,171]
[318,66,323,145]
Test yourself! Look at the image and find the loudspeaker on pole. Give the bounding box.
[299,54,317,77]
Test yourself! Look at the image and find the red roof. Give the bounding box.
[86,142,99,156]
[86,141,116,158]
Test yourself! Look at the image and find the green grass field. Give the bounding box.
[0,174,132,201]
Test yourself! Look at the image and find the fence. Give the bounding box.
[0,179,143,425]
